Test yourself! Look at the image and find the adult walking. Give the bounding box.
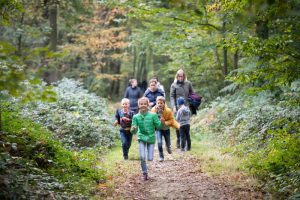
[170,69,194,148]
[124,78,143,114]
[144,78,164,108]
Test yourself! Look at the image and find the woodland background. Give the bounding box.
[0,0,299,199]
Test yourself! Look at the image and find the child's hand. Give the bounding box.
[113,120,118,126]
[131,126,137,134]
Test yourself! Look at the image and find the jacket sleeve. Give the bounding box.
[189,81,194,94]
[124,87,129,98]
[153,114,162,130]
[176,109,181,121]
[164,108,180,129]
[138,87,144,97]
[164,109,174,126]
[170,84,176,109]
[130,115,138,134]
[115,109,120,124]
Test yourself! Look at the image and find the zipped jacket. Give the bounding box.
[131,111,162,144]
[151,105,180,130]
[144,88,164,108]
[170,80,194,110]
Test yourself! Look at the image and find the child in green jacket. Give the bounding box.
[131,97,164,181]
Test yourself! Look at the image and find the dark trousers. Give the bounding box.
[156,129,171,158]
[120,129,133,158]
[180,124,191,150]
[176,129,180,148]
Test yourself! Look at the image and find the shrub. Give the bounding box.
[22,78,118,150]
[192,87,300,198]
[1,109,105,199]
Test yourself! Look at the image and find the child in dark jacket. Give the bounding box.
[113,98,134,160]
[176,97,191,151]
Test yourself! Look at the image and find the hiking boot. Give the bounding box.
[142,173,148,181]
[124,155,128,160]
[167,148,172,154]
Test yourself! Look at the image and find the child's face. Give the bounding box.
[149,81,157,91]
[122,101,129,110]
[156,100,165,109]
[138,99,149,112]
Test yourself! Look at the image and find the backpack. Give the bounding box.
[187,92,202,110]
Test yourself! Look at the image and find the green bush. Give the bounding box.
[1,109,105,199]
[21,78,118,150]
[193,86,300,199]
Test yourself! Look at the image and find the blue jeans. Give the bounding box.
[156,129,171,158]
[139,141,154,174]
[180,124,191,150]
[120,129,133,158]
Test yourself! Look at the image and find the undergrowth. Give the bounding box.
[191,87,300,199]
[0,109,105,199]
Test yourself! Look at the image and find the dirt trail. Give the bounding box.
[103,148,263,200]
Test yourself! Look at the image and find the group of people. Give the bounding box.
[113,69,195,181]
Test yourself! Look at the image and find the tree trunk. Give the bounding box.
[222,19,228,76]
[214,47,222,70]
[233,50,238,70]
[0,106,2,133]
[49,4,58,51]
[16,13,25,56]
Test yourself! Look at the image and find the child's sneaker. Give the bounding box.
[159,157,164,162]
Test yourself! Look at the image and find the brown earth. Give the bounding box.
[98,148,263,200]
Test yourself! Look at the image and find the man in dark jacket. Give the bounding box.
[124,78,143,114]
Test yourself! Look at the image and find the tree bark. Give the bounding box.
[233,50,238,70]
[222,19,228,76]
[49,4,58,51]
[16,13,25,56]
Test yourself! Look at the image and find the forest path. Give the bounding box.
[101,146,263,200]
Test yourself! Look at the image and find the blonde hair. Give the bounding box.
[174,69,187,82]
[138,97,149,105]
[156,96,165,103]
[121,98,130,104]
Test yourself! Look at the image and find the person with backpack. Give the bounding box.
[170,69,194,148]
[113,98,135,160]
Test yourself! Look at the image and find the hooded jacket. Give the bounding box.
[176,105,191,126]
[151,105,180,130]
[144,88,164,108]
